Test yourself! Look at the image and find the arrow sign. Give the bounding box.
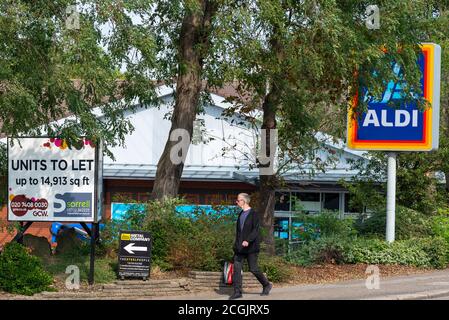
[124,243,148,254]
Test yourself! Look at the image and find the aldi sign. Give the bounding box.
[347,43,441,151]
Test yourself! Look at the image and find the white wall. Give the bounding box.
[103,96,256,169]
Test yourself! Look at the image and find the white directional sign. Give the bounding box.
[124,243,148,255]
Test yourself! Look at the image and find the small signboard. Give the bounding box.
[7,137,103,222]
[118,230,152,280]
[347,43,441,151]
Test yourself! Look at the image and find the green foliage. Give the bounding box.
[43,255,117,285]
[292,211,357,240]
[0,242,54,295]
[274,238,289,256]
[431,208,449,244]
[344,151,446,215]
[100,200,158,257]
[341,177,385,214]
[258,254,293,283]
[143,203,239,271]
[286,235,349,267]
[141,198,191,270]
[355,206,433,240]
[0,1,152,159]
[345,237,449,269]
[287,236,449,269]
[102,197,240,272]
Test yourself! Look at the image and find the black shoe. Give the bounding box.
[229,292,243,300]
[261,283,272,296]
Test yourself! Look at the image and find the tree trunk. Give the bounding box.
[151,1,216,200]
[256,88,280,256]
[256,29,284,256]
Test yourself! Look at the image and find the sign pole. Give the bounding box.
[88,223,97,285]
[386,152,397,243]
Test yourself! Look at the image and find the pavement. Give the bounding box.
[151,269,449,300]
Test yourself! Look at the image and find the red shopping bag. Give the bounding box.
[223,261,234,285]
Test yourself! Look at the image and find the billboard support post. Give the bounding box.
[80,222,92,238]
[88,222,97,286]
[386,152,397,243]
[13,222,33,244]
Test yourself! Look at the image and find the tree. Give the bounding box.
[149,0,220,200]
[92,0,245,200]
[343,151,444,215]
[219,0,443,254]
[0,1,159,156]
[428,7,449,204]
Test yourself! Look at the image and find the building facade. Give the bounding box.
[0,86,368,245]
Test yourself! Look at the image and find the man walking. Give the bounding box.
[230,193,272,300]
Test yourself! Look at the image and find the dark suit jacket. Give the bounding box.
[233,208,261,254]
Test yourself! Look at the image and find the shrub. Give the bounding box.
[142,200,239,271]
[100,201,156,257]
[418,237,449,269]
[258,254,293,283]
[431,208,449,244]
[344,238,429,266]
[0,242,54,295]
[292,211,357,241]
[346,237,449,268]
[287,236,449,269]
[286,235,350,266]
[101,197,240,272]
[274,238,289,256]
[348,237,444,268]
[355,206,433,240]
[165,206,238,271]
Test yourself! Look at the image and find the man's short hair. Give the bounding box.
[238,193,251,204]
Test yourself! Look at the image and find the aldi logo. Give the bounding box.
[347,43,441,151]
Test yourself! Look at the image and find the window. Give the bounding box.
[296,192,320,202]
[274,218,289,239]
[323,193,339,211]
[274,192,290,211]
[344,193,363,213]
[291,192,321,213]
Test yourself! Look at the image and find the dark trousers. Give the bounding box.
[233,253,269,293]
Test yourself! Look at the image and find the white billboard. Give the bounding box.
[7,137,102,222]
